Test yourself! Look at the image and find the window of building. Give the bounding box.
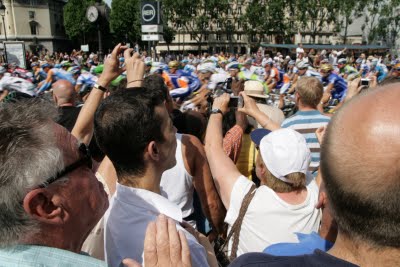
[237,34,242,40]
[29,21,37,35]
[251,35,257,42]
[237,21,242,29]
[204,34,208,41]
[217,21,222,28]
[216,34,221,41]
[190,34,196,40]
[29,11,35,19]
[238,8,242,15]
[227,34,232,41]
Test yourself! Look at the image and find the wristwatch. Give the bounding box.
[93,83,107,92]
[210,108,223,116]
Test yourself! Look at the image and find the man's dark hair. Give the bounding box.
[143,75,169,101]
[321,111,400,248]
[94,88,165,178]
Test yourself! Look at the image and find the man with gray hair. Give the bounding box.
[0,99,108,266]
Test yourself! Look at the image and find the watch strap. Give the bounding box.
[210,108,223,116]
[94,83,107,92]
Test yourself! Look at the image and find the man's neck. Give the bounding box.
[328,232,400,267]
[119,167,162,194]
[22,228,84,254]
[298,102,317,112]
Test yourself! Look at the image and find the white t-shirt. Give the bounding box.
[104,183,209,267]
[160,134,195,220]
[296,47,305,58]
[0,75,36,96]
[225,176,321,256]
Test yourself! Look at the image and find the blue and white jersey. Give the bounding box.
[76,72,98,87]
[374,64,388,83]
[321,73,347,101]
[282,110,331,173]
[34,70,47,84]
[51,68,76,85]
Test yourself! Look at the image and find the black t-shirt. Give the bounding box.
[229,250,359,267]
[57,106,82,132]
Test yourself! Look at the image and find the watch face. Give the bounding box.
[86,6,99,22]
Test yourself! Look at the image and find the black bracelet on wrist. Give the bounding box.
[94,83,107,92]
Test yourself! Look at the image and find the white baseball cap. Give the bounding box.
[251,128,311,183]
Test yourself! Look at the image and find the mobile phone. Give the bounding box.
[228,95,244,108]
[360,79,370,87]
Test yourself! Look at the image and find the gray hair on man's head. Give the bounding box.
[0,99,64,247]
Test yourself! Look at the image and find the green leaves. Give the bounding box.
[64,0,97,40]
[109,0,141,43]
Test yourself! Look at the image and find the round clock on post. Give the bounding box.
[86,6,99,23]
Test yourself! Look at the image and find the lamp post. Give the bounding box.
[0,2,7,41]
[0,2,7,63]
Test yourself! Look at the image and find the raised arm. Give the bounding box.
[182,134,226,234]
[204,94,243,209]
[71,44,128,145]
[238,92,281,131]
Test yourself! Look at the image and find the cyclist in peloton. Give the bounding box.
[320,64,348,104]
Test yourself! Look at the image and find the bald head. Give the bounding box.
[52,80,76,106]
[321,84,400,247]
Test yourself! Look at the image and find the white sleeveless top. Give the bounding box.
[160,133,195,218]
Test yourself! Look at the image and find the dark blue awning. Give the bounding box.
[260,43,389,50]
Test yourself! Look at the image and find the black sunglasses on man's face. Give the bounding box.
[38,144,92,188]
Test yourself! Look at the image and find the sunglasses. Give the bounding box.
[38,143,92,188]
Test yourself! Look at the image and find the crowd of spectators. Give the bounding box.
[0,43,399,267]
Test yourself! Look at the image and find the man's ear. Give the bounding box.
[23,188,69,225]
[147,141,160,161]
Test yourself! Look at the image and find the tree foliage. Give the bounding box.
[64,0,96,41]
[365,0,400,47]
[163,0,229,51]
[109,0,141,44]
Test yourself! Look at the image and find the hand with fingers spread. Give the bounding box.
[124,48,145,88]
[123,214,192,267]
[345,77,363,102]
[98,43,128,87]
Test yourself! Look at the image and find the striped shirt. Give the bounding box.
[281,110,331,173]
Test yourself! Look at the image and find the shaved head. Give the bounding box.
[321,84,400,247]
[52,80,76,105]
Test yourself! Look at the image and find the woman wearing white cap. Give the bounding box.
[205,93,321,261]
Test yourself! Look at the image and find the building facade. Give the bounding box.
[156,3,340,54]
[0,0,70,53]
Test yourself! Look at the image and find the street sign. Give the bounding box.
[141,25,163,33]
[81,44,89,52]
[141,34,163,41]
[141,1,162,25]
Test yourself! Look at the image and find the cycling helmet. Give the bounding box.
[68,66,81,75]
[320,64,334,72]
[296,61,309,70]
[197,62,216,74]
[144,57,153,66]
[181,59,189,64]
[54,64,62,69]
[168,61,180,69]
[226,62,240,70]
[31,62,39,67]
[41,62,52,68]
[288,60,296,66]
[338,58,347,64]
[183,65,196,72]
[93,65,104,74]
[61,61,71,68]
